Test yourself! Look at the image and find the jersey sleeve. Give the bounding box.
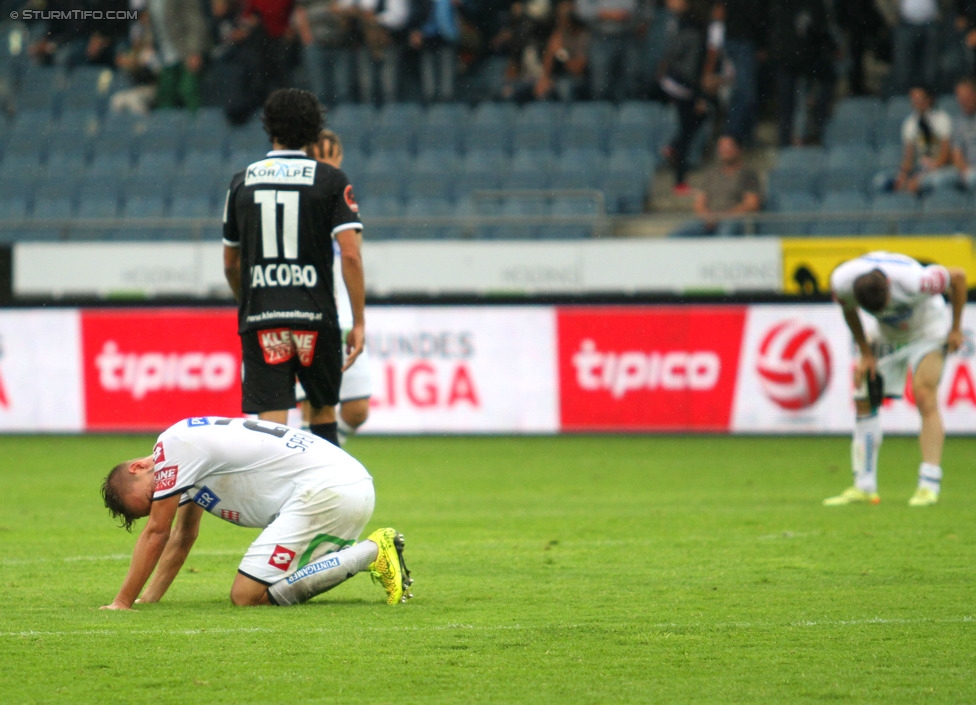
[222,172,244,248]
[152,431,207,501]
[328,169,363,236]
[829,261,858,308]
[916,265,951,296]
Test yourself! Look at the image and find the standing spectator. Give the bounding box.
[493,1,549,101]
[574,0,640,101]
[409,0,462,103]
[721,0,768,146]
[654,0,710,194]
[873,84,953,194]
[222,89,365,447]
[294,0,355,107]
[946,76,976,188]
[876,0,948,96]
[669,134,762,235]
[835,0,885,96]
[534,0,590,101]
[148,0,211,112]
[350,0,411,105]
[769,0,837,147]
[823,252,967,507]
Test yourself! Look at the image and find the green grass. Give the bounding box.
[1,434,975,704]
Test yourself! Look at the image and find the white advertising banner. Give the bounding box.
[13,242,228,298]
[364,239,782,295]
[15,239,782,298]
[732,305,976,434]
[362,307,559,433]
[0,310,84,432]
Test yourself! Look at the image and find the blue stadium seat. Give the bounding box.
[415,120,462,154]
[875,113,905,147]
[823,111,875,148]
[75,194,119,219]
[226,121,270,155]
[822,145,875,195]
[862,191,920,234]
[493,196,549,239]
[0,193,30,220]
[87,151,132,178]
[913,189,975,233]
[179,150,227,177]
[607,121,658,153]
[606,147,655,180]
[463,102,516,153]
[809,191,869,234]
[141,109,193,138]
[884,95,912,121]
[43,147,88,176]
[762,191,820,235]
[508,149,554,190]
[562,102,614,152]
[0,152,45,182]
[544,197,599,239]
[133,149,181,177]
[600,172,647,214]
[513,105,562,152]
[555,148,607,189]
[832,95,883,125]
[121,193,168,218]
[171,194,215,218]
[402,197,456,239]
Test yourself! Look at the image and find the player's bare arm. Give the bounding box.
[223,246,242,303]
[336,227,365,372]
[946,267,968,353]
[102,493,180,610]
[138,503,205,604]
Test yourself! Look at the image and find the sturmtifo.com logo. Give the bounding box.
[756,320,832,410]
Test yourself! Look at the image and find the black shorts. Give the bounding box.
[240,327,342,413]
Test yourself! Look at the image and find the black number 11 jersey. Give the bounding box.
[223,150,363,333]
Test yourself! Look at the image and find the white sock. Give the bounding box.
[267,540,377,606]
[337,417,355,447]
[918,463,942,493]
[852,413,882,493]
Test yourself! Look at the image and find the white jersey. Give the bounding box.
[151,416,371,528]
[830,251,951,343]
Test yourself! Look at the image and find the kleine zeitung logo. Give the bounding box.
[755,320,832,410]
[95,341,236,400]
[572,339,721,398]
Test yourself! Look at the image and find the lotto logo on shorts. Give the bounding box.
[268,545,296,571]
[154,465,179,492]
[258,329,318,367]
[220,509,240,523]
[152,441,165,464]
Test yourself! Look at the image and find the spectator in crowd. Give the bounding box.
[28,0,131,69]
[946,75,976,188]
[835,0,885,96]
[721,0,767,145]
[294,0,355,106]
[494,1,550,101]
[574,0,640,101]
[952,1,976,79]
[669,134,762,236]
[350,0,410,105]
[110,12,159,114]
[874,84,953,194]
[147,0,211,111]
[769,0,837,147]
[875,0,947,97]
[534,0,590,101]
[654,0,710,194]
[409,0,462,103]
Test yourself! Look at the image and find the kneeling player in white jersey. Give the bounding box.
[100,417,412,610]
[825,252,967,507]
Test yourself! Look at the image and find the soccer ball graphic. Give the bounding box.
[756,320,832,410]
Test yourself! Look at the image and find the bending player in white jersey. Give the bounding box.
[298,129,371,444]
[824,252,967,507]
[100,417,412,609]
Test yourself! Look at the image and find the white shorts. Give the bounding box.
[238,477,375,585]
[295,344,372,404]
[854,332,946,400]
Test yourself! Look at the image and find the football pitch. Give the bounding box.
[2,433,974,704]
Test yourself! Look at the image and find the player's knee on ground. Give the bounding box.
[230,575,271,606]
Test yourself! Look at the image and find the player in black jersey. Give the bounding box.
[222,88,365,447]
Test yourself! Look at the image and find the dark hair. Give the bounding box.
[853,269,889,313]
[102,461,138,532]
[262,88,325,150]
[910,83,935,100]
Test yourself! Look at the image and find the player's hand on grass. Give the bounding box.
[100,600,135,611]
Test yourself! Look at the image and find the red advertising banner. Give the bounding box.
[81,308,241,431]
[557,306,748,431]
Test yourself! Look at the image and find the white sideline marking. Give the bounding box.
[2,616,973,639]
[0,549,243,566]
